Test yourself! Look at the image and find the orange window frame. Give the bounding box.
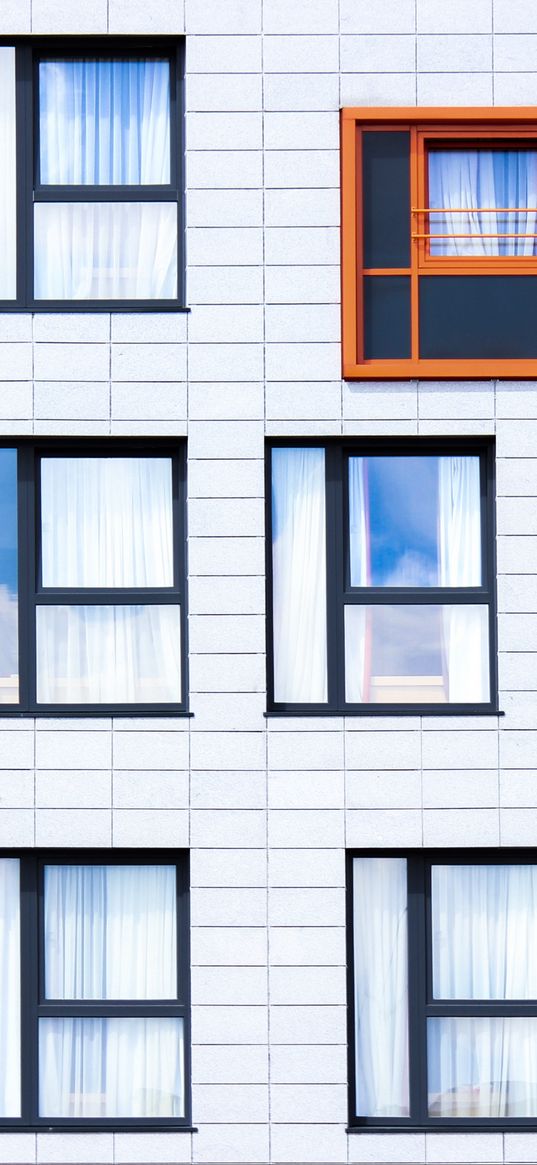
[341,107,537,380]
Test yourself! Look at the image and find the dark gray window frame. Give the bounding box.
[1,36,186,311]
[348,849,537,1132]
[5,438,188,716]
[1,848,192,1132]
[266,437,498,716]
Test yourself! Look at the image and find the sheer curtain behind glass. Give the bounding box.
[37,457,181,704]
[353,858,409,1116]
[37,604,181,704]
[44,864,177,998]
[0,859,20,1117]
[438,457,489,702]
[41,457,173,586]
[429,864,537,1116]
[36,58,176,299]
[272,448,327,702]
[40,864,184,1118]
[34,202,177,300]
[40,1016,184,1117]
[0,49,16,299]
[429,149,537,257]
[39,59,170,185]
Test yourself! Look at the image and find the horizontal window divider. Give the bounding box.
[425,1001,537,1016]
[362,267,412,275]
[37,1003,186,1017]
[34,186,179,202]
[35,590,180,603]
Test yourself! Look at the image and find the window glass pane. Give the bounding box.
[34,202,177,300]
[428,1016,537,1117]
[39,1016,184,1117]
[0,449,18,704]
[36,604,181,704]
[428,149,537,257]
[272,447,327,703]
[345,603,490,704]
[44,864,177,999]
[0,48,16,299]
[353,857,409,1117]
[0,859,20,1117]
[39,58,171,185]
[41,457,174,587]
[432,864,537,999]
[349,455,482,587]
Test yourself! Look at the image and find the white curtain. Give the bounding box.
[272,447,327,703]
[0,48,16,299]
[40,862,183,1118]
[429,149,537,257]
[429,863,537,1116]
[438,457,489,702]
[0,447,18,703]
[345,458,370,703]
[39,59,170,185]
[0,859,20,1117]
[34,201,177,300]
[353,857,409,1117]
[40,1016,184,1118]
[429,1016,537,1118]
[44,864,177,999]
[36,58,174,299]
[36,604,182,704]
[41,457,174,587]
[432,864,537,1000]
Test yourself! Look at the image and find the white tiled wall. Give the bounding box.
[2,0,537,1162]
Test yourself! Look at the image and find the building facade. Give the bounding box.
[0,0,536,1164]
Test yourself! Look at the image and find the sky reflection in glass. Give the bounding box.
[350,456,441,587]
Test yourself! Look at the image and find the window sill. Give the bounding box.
[0,709,193,718]
[0,303,191,313]
[0,1125,198,1133]
[343,357,537,379]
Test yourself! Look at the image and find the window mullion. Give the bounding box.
[19,857,39,1124]
[15,46,34,307]
[407,856,429,1123]
[17,446,36,712]
[325,444,344,708]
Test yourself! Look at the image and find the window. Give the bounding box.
[267,440,496,714]
[349,851,537,1129]
[341,107,537,377]
[0,442,186,713]
[0,851,190,1128]
[0,38,184,309]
